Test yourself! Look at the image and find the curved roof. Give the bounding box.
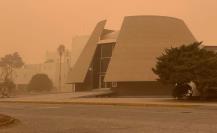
[105,16,196,82]
[98,30,119,44]
[100,31,119,40]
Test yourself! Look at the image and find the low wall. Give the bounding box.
[111,81,172,97]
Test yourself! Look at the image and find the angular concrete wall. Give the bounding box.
[68,20,106,83]
[105,16,196,82]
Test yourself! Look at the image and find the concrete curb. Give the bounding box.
[0,100,201,108]
[0,115,15,127]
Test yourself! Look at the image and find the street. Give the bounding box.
[1,103,217,133]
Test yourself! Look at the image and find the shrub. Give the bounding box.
[153,42,217,95]
[27,73,53,92]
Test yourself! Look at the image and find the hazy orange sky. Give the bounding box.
[0,0,217,64]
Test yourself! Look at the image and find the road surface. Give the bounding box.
[0,103,217,133]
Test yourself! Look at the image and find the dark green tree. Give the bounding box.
[27,73,53,92]
[152,42,217,94]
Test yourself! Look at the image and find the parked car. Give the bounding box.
[173,81,201,100]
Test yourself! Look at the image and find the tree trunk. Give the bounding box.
[59,56,62,92]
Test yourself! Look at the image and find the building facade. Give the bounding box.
[68,16,197,96]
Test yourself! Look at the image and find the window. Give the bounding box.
[112,82,117,88]
[100,58,110,72]
[101,45,113,58]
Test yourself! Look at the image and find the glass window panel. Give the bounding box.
[101,44,114,57]
[100,75,106,88]
[101,58,110,72]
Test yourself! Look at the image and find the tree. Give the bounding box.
[27,73,53,92]
[0,52,23,97]
[0,52,24,80]
[57,44,65,92]
[152,42,217,95]
[0,79,16,97]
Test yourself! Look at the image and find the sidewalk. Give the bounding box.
[1,92,217,108]
[0,89,113,101]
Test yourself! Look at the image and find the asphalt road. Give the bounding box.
[1,103,217,133]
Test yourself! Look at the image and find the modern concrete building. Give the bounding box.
[70,35,90,67]
[68,16,196,96]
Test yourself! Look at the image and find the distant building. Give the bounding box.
[0,36,89,92]
[68,15,196,96]
[13,50,72,92]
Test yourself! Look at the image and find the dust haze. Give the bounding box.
[0,0,217,63]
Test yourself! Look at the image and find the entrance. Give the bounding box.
[99,75,107,88]
[91,43,115,89]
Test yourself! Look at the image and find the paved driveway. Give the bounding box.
[1,103,217,133]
